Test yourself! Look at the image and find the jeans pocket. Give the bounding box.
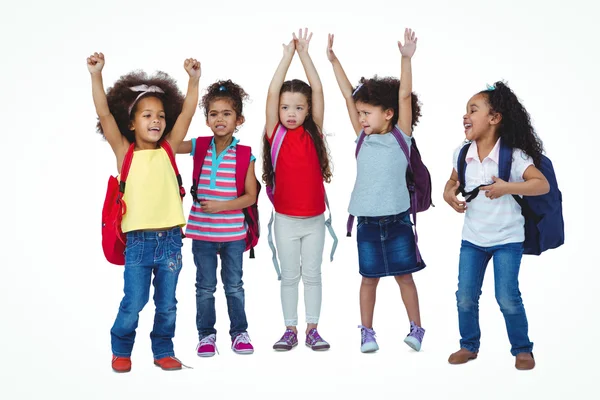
[124,237,144,266]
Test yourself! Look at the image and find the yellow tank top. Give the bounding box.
[121,148,186,233]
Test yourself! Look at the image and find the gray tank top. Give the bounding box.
[348,126,412,217]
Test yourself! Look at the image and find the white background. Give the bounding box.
[1,0,599,399]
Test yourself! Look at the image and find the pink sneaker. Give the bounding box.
[196,334,218,357]
[232,332,254,354]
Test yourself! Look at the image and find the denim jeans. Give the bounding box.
[456,240,533,356]
[111,227,183,359]
[192,239,248,340]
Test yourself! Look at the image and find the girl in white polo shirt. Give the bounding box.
[443,81,549,370]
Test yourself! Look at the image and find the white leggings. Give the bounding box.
[274,212,325,326]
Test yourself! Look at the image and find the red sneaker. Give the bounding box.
[153,356,183,371]
[112,355,131,373]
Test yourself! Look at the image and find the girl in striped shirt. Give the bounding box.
[180,80,258,357]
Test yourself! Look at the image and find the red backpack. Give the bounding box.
[101,140,185,265]
[191,136,261,258]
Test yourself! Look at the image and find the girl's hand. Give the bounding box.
[293,27,313,54]
[444,180,467,213]
[282,39,295,57]
[199,200,223,214]
[184,58,201,79]
[87,52,105,74]
[326,33,337,63]
[479,176,509,200]
[398,28,417,58]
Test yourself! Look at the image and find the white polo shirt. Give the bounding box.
[452,138,533,247]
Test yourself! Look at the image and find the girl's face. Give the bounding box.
[355,101,393,135]
[206,98,244,138]
[129,96,166,146]
[463,94,500,141]
[279,92,309,130]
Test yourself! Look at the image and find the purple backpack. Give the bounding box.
[347,126,433,262]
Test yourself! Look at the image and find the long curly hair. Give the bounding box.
[262,79,332,188]
[352,76,422,128]
[201,79,249,121]
[96,70,184,143]
[480,81,544,166]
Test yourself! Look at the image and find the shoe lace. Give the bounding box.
[358,325,376,342]
[199,334,219,354]
[234,332,251,346]
[169,356,193,369]
[281,329,296,342]
[308,328,324,343]
[408,322,425,342]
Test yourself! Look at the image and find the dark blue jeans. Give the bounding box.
[456,240,533,356]
[111,227,183,359]
[192,239,248,340]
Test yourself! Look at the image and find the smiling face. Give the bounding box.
[206,98,244,138]
[463,93,501,141]
[355,101,393,135]
[129,96,166,146]
[279,91,309,130]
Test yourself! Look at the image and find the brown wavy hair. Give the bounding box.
[262,79,332,188]
[96,70,184,143]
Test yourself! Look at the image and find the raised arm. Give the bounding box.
[176,139,193,154]
[327,33,361,135]
[266,40,295,139]
[88,52,129,161]
[166,58,201,153]
[397,28,417,137]
[295,28,324,129]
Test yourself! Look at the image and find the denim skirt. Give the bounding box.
[357,210,425,278]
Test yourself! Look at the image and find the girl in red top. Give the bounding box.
[263,28,333,351]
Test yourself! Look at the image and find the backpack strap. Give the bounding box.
[190,136,213,201]
[235,144,251,197]
[118,143,136,193]
[347,131,367,236]
[159,140,185,199]
[457,141,484,203]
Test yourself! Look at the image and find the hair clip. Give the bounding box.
[352,83,363,96]
[219,85,227,92]
[486,83,496,91]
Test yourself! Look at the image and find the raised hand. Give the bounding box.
[184,58,201,79]
[282,38,295,57]
[326,33,337,63]
[87,52,105,74]
[293,27,313,54]
[444,180,467,213]
[398,28,417,58]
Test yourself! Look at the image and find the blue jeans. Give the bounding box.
[111,227,183,359]
[192,239,248,340]
[456,240,533,356]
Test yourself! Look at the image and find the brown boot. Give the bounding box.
[448,348,478,364]
[515,352,535,370]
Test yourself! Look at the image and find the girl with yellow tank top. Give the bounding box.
[88,52,200,373]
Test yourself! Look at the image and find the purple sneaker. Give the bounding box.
[305,328,330,351]
[404,321,425,351]
[273,329,298,351]
[358,325,379,353]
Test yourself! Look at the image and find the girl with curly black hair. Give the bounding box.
[443,82,549,370]
[88,52,201,372]
[264,28,335,353]
[328,29,426,354]
[177,80,258,357]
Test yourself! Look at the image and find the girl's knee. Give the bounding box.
[395,274,414,285]
[361,277,380,286]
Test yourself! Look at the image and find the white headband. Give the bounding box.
[128,84,165,115]
[352,83,363,96]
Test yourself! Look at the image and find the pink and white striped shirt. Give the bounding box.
[186,137,255,242]
[453,138,534,247]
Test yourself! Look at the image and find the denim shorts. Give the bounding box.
[357,210,425,278]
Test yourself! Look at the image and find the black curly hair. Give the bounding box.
[479,81,544,166]
[96,70,184,143]
[201,79,249,121]
[352,76,422,129]
[262,79,332,188]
